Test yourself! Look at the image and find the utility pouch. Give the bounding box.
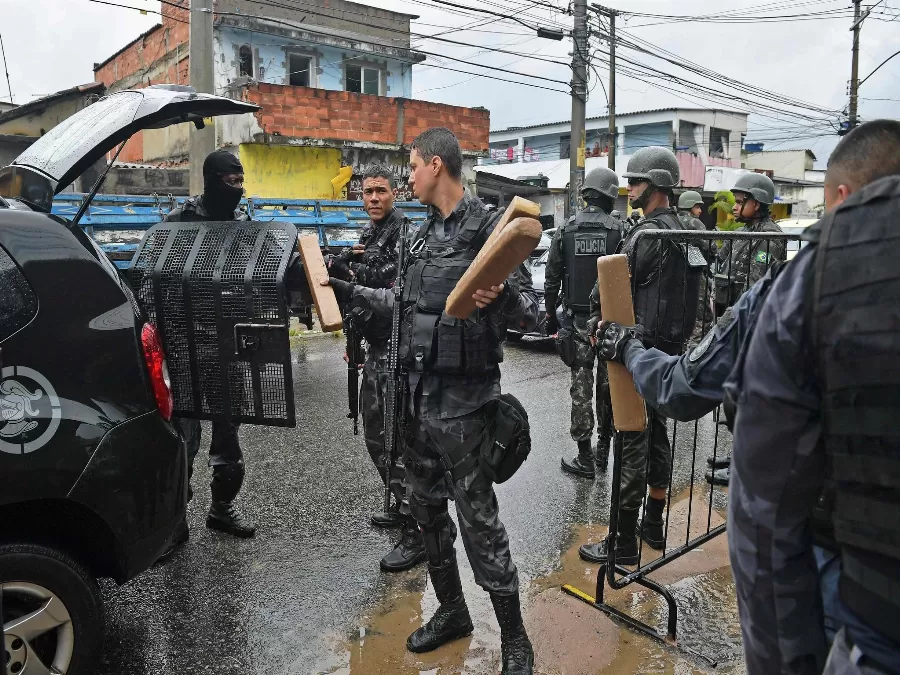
[554,326,577,367]
[480,394,532,484]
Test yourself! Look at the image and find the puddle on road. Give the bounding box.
[324,492,744,675]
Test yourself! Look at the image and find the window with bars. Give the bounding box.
[346,64,381,95]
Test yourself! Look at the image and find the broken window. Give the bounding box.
[239,45,253,78]
[289,54,311,87]
[346,64,381,95]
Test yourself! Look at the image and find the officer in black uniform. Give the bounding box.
[579,146,705,566]
[593,121,900,674]
[333,165,425,572]
[159,150,255,558]
[327,128,539,674]
[544,167,623,478]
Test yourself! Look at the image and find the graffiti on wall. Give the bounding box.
[339,149,414,201]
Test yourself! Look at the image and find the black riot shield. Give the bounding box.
[130,221,298,427]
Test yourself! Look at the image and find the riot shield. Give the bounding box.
[130,221,298,427]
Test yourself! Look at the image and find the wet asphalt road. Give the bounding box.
[97,334,736,675]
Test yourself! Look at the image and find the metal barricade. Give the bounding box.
[563,227,805,664]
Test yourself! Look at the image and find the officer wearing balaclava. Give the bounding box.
[157,150,253,560]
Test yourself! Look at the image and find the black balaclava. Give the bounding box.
[202,150,244,219]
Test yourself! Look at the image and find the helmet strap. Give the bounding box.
[631,183,654,211]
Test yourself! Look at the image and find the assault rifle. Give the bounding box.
[344,309,365,435]
[375,219,408,521]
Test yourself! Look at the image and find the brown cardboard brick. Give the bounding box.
[297,235,343,332]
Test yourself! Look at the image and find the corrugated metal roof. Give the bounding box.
[492,107,748,135]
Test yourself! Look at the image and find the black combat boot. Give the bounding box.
[207,501,256,538]
[155,516,189,564]
[595,434,611,473]
[705,467,730,486]
[407,557,474,653]
[380,518,427,572]
[561,439,596,478]
[578,508,640,566]
[490,593,534,675]
[371,508,405,528]
[707,455,731,470]
[636,496,666,550]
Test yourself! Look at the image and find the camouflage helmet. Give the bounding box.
[582,167,620,200]
[731,172,775,205]
[622,146,680,189]
[677,190,704,210]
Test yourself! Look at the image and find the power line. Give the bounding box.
[87,0,190,23]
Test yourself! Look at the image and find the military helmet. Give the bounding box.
[622,146,680,189]
[582,167,620,200]
[731,172,775,205]
[677,190,704,210]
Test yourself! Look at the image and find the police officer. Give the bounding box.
[676,190,706,230]
[594,120,900,674]
[579,146,705,566]
[338,165,425,572]
[544,167,622,478]
[327,128,539,674]
[159,150,255,558]
[715,173,785,310]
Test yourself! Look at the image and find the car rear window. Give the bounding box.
[0,243,38,342]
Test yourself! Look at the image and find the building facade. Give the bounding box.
[93,0,489,198]
[487,108,748,166]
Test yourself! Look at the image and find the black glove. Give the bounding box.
[326,254,354,282]
[596,320,644,363]
[545,312,559,336]
[328,277,356,303]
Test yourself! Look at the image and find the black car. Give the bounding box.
[0,86,258,674]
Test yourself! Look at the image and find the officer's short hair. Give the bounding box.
[827,119,900,191]
[411,127,463,181]
[362,164,395,189]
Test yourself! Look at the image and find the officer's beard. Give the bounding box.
[203,179,244,220]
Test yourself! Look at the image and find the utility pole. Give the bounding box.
[568,0,588,217]
[848,0,862,129]
[189,0,216,195]
[607,9,616,171]
[0,33,13,104]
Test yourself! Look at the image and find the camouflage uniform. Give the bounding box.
[348,209,409,514]
[715,217,786,309]
[678,212,716,349]
[567,318,612,444]
[346,191,539,593]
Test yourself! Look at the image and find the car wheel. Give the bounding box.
[506,331,524,343]
[1,543,104,675]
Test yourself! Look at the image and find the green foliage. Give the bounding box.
[709,190,741,231]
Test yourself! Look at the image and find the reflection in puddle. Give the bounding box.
[330,494,744,674]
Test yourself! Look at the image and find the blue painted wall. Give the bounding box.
[215,26,413,97]
[621,122,673,152]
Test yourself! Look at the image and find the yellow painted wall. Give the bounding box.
[239,144,342,199]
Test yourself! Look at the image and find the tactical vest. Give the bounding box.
[629,211,705,356]
[811,175,900,643]
[398,202,503,375]
[356,209,404,345]
[561,208,622,315]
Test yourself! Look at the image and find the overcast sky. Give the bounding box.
[1,0,898,165]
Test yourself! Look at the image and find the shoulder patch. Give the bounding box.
[755,250,769,264]
[689,328,716,363]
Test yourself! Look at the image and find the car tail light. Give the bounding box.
[141,323,174,421]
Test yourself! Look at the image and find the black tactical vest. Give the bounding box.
[398,201,504,375]
[355,209,404,345]
[561,208,622,315]
[811,175,900,642]
[628,210,705,355]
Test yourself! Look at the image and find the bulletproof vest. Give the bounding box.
[629,210,706,355]
[811,175,900,641]
[561,208,622,315]
[359,208,402,273]
[357,209,404,344]
[398,201,503,375]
